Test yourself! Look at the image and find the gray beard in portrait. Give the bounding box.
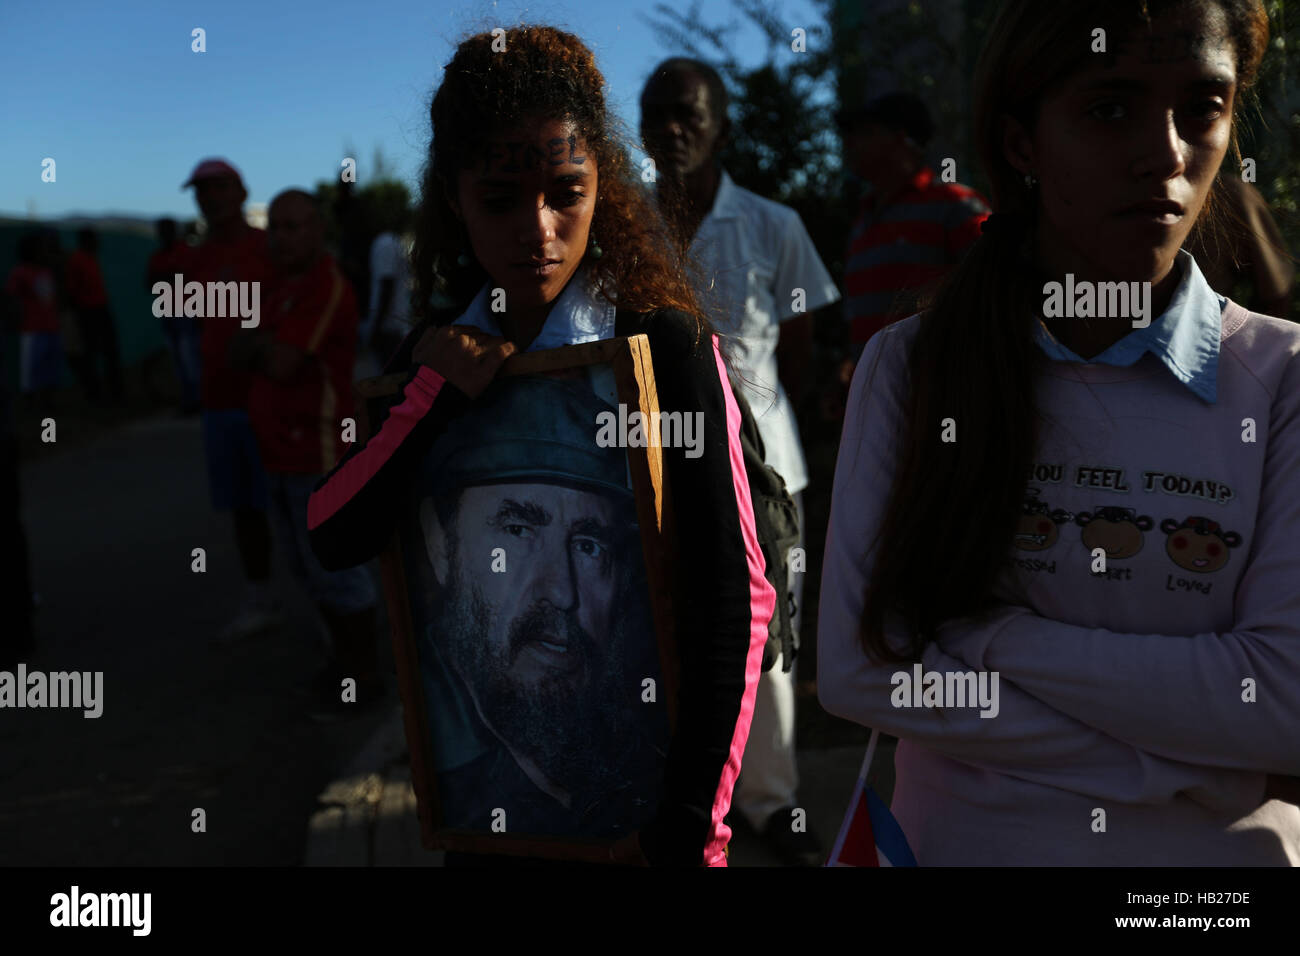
[431,559,636,800]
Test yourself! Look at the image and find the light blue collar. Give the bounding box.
[1033,249,1222,403]
[452,263,616,351]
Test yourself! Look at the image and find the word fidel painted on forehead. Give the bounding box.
[1098,29,1229,69]
[481,137,588,175]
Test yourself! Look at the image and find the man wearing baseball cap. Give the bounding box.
[225,189,383,718]
[838,92,990,360]
[416,374,666,842]
[182,157,280,640]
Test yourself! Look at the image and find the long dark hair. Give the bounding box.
[411,25,710,344]
[858,0,1271,663]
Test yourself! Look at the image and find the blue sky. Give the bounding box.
[2,0,829,221]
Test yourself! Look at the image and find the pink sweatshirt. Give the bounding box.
[818,300,1300,865]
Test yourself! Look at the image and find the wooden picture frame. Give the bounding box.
[357,335,678,862]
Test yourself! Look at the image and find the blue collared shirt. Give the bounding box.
[1033,249,1223,403]
[451,263,616,350]
[449,263,622,407]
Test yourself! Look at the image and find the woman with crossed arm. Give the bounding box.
[819,0,1300,865]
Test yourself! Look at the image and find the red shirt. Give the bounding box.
[247,253,359,475]
[192,225,272,409]
[65,249,109,309]
[147,240,194,289]
[4,263,59,333]
[844,167,989,344]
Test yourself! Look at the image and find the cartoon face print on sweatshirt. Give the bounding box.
[1014,459,1249,593]
[1015,488,1073,551]
[1159,516,1243,573]
[1074,506,1154,559]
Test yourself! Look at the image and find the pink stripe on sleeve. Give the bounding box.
[306,365,445,530]
[703,334,777,867]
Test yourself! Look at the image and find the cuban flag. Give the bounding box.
[825,729,917,867]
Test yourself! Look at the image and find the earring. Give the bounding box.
[456,252,470,267]
[587,237,603,260]
[1024,171,1038,189]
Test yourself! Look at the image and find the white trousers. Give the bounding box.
[735,491,803,830]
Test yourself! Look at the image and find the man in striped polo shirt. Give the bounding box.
[840,93,990,361]
[235,189,381,720]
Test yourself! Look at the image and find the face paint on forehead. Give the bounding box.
[480,136,589,174]
[1099,29,1231,69]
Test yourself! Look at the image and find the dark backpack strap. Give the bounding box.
[614,307,634,340]
[616,307,798,672]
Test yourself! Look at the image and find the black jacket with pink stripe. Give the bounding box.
[307,306,774,866]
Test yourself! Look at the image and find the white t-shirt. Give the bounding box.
[687,170,841,494]
[363,231,413,342]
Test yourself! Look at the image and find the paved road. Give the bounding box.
[1,410,888,867]
[0,413,390,865]
[303,704,892,867]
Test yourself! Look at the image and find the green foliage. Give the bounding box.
[313,145,413,246]
[1246,2,1300,222]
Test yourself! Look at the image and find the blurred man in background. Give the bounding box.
[65,227,124,406]
[839,92,989,361]
[4,231,63,416]
[333,179,372,331]
[147,217,200,414]
[642,57,839,866]
[233,189,381,718]
[357,206,413,378]
[0,237,40,665]
[183,157,280,641]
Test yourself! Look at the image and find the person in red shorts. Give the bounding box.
[233,189,381,719]
[65,227,125,405]
[183,157,280,641]
[4,231,63,415]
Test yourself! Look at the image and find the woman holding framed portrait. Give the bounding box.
[307,25,775,867]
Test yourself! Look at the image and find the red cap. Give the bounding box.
[182,158,244,189]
